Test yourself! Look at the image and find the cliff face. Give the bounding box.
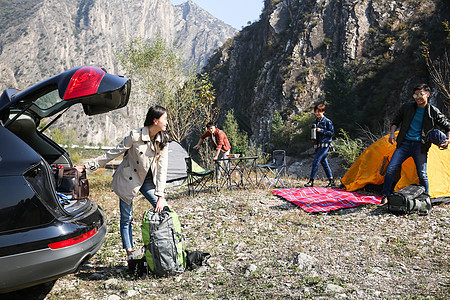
[204,0,448,149]
[0,0,236,144]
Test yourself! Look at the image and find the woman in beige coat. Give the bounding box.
[79,105,169,263]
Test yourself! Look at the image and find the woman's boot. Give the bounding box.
[325,178,335,188]
[304,179,314,187]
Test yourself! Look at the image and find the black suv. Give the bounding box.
[0,66,131,293]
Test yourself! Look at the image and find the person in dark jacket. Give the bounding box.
[381,83,450,204]
[305,104,335,187]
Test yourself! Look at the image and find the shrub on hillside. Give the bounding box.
[333,129,365,169]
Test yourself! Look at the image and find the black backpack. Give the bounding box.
[128,257,149,279]
[387,184,431,215]
[185,251,211,270]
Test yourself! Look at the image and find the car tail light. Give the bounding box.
[63,66,105,100]
[48,227,98,249]
[24,160,65,218]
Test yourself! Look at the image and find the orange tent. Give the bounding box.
[341,133,450,198]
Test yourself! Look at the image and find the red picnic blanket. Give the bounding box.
[272,187,381,213]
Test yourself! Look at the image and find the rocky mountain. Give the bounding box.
[0,0,236,144]
[204,0,449,152]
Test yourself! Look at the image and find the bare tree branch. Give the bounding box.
[422,22,450,108]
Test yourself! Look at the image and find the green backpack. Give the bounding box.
[141,207,186,276]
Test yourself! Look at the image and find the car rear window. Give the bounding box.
[34,89,63,110]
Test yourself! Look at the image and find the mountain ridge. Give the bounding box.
[202,0,449,152]
[0,0,237,144]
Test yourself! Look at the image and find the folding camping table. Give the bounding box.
[214,156,258,189]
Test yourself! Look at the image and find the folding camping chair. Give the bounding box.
[185,157,215,196]
[256,150,288,188]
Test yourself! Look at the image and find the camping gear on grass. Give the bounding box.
[272,187,381,212]
[141,207,186,277]
[185,250,211,270]
[166,141,188,186]
[166,141,212,187]
[387,184,431,215]
[341,132,450,200]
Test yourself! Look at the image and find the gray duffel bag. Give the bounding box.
[387,184,431,216]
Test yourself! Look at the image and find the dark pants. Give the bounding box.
[382,140,428,196]
[310,146,333,180]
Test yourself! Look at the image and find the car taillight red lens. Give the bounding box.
[63,66,105,100]
[48,227,98,249]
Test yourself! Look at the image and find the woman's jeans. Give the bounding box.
[382,140,428,196]
[119,172,167,250]
[310,146,333,180]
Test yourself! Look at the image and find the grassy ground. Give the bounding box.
[10,169,450,299]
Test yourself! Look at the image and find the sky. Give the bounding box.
[169,0,265,29]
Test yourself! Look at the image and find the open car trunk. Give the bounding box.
[0,66,131,212]
[7,113,71,166]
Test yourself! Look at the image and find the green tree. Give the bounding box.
[197,73,219,128]
[291,112,316,151]
[324,60,357,135]
[51,128,65,145]
[223,109,248,154]
[117,36,217,143]
[270,111,290,149]
[118,36,182,103]
[50,127,77,146]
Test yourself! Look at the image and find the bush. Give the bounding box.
[269,111,315,155]
[289,112,316,153]
[246,141,269,165]
[292,112,315,141]
[69,151,82,165]
[50,127,77,146]
[333,129,365,169]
